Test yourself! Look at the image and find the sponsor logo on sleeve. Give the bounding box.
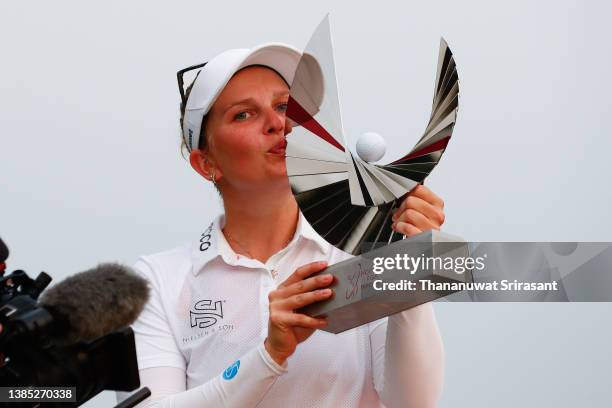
[223,360,240,380]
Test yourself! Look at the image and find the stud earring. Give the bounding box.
[211,169,217,189]
[205,158,217,188]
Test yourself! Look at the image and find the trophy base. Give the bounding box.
[299,230,472,333]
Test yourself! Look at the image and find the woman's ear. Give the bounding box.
[189,150,221,183]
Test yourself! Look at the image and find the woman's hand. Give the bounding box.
[392,184,446,237]
[264,261,333,365]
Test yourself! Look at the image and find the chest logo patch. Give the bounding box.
[190,299,224,328]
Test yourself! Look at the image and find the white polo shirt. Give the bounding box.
[131,211,390,407]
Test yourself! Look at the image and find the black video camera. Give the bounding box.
[0,237,148,407]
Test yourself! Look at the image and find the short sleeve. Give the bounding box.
[131,257,186,371]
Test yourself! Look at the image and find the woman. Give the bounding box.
[128,43,445,407]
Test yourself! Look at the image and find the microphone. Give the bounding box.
[38,263,150,345]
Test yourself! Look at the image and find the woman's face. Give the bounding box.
[203,65,293,192]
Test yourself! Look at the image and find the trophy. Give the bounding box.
[287,16,471,333]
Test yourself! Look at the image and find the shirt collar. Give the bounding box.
[191,211,329,276]
[296,210,329,254]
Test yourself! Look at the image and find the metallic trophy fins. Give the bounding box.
[287,18,459,255]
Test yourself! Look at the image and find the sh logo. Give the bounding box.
[190,299,224,328]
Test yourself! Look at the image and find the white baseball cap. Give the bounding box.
[180,42,324,152]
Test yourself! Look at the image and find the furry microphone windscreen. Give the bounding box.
[39,263,150,345]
